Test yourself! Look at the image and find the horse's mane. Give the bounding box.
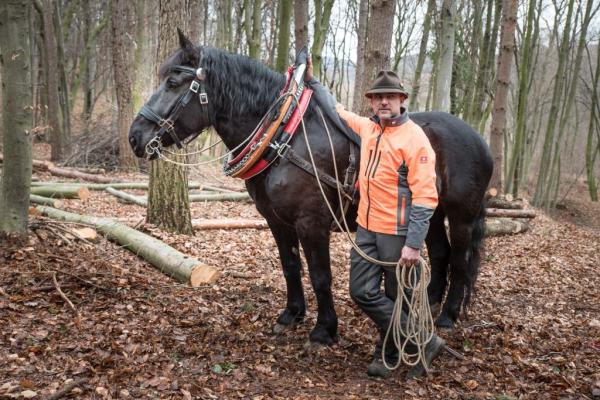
[161,46,286,118]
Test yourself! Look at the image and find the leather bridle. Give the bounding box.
[138,60,211,155]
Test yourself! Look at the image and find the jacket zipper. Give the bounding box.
[365,130,383,230]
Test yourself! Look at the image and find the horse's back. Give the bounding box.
[410,112,493,211]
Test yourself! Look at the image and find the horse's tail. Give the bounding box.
[465,199,486,307]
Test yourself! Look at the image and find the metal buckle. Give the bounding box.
[146,137,162,156]
[190,81,200,93]
[158,118,175,132]
[277,143,290,158]
[199,92,208,105]
[196,68,205,80]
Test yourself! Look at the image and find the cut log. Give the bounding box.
[30,194,63,208]
[485,208,536,218]
[486,197,527,210]
[189,192,250,202]
[202,185,241,193]
[46,166,113,184]
[105,187,148,207]
[72,227,98,241]
[192,218,268,230]
[31,181,203,190]
[35,206,220,286]
[485,218,529,236]
[30,185,90,200]
[485,188,498,199]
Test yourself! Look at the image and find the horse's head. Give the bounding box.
[129,29,212,159]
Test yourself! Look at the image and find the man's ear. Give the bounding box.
[177,28,194,49]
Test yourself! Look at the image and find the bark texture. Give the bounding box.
[489,0,517,194]
[0,0,33,235]
[293,0,308,53]
[112,0,138,170]
[147,0,193,234]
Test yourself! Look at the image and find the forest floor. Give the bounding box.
[1,146,599,399]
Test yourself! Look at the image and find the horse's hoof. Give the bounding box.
[309,325,337,346]
[434,314,455,331]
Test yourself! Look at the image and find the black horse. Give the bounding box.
[129,31,493,345]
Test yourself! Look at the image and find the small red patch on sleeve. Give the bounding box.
[420,156,428,163]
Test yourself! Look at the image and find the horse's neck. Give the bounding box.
[212,113,265,152]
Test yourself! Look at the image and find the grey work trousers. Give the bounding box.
[349,226,416,362]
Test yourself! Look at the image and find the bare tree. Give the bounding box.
[432,0,455,112]
[409,0,435,111]
[311,0,335,78]
[112,0,138,170]
[275,0,293,72]
[147,0,193,234]
[0,0,33,236]
[245,0,262,58]
[294,0,309,53]
[489,0,518,194]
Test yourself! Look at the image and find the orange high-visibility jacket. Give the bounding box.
[336,104,438,249]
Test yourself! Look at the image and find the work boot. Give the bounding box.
[406,335,446,379]
[367,359,392,378]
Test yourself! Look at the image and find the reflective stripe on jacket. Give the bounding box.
[336,104,438,249]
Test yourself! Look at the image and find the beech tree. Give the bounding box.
[0,0,33,236]
[147,0,193,234]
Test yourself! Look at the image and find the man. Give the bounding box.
[305,62,445,379]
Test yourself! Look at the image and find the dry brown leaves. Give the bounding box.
[1,167,599,399]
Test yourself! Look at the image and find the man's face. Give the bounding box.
[369,93,405,119]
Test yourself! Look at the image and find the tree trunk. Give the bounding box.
[533,0,575,209]
[112,0,139,170]
[293,0,308,53]
[41,0,64,161]
[506,0,536,197]
[432,0,455,112]
[36,206,220,286]
[310,0,334,79]
[586,43,600,201]
[409,0,435,111]
[275,0,292,72]
[0,0,33,236]
[359,0,396,116]
[52,1,71,146]
[30,186,90,200]
[244,0,262,59]
[147,0,193,235]
[352,0,369,112]
[488,0,517,194]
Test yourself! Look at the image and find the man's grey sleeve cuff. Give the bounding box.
[405,205,435,249]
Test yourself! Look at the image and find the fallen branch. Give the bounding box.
[45,166,113,184]
[189,192,250,202]
[47,378,88,400]
[105,187,147,207]
[30,185,90,200]
[36,206,220,286]
[485,208,536,218]
[202,185,242,193]
[192,218,268,230]
[52,272,79,316]
[30,194,63,208]
[486,197,526,210]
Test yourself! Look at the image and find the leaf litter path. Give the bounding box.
[1,174,599,399]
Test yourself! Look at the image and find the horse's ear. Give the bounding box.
[177,28,194,50]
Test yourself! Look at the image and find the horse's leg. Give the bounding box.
[296,221,337,345]
[435,215,472,329]
[268,221,306,332]
[425,208,450,314]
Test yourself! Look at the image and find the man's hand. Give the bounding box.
[400,246,420,266]
[305,56,314,81]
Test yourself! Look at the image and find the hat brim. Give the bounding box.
[365,88,409,98]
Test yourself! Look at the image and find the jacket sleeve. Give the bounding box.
[305,77,367,135]
[405,133,438,249]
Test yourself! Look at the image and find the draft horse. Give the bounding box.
[128,31,493,345]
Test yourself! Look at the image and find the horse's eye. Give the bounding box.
[166,78,179,89]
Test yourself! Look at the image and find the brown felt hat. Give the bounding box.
[365,70,409,98]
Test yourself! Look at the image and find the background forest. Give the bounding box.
[1,0,599,220]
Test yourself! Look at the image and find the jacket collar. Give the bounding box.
[370,106,409,128]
